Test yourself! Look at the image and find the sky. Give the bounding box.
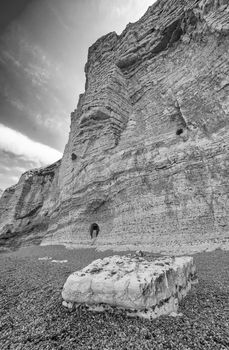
[0,0,155,190]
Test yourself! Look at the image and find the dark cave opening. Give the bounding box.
[176,128,184,136]
[90,223,100,239]
[71,153,77,160]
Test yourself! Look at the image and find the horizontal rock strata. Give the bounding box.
[1,0,229,253]
[0,161,61,248]
[62,255,197,319]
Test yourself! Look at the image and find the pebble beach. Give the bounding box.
[0,245,228,350]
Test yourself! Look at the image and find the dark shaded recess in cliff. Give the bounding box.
[116,53,140,70]
[116,18,184,74]
[79,111,110,129]
[0,220,49,250]
[117,6,201,74]
[115,29,156,71]
[71,153,77,160]
[176,128,184,135]
[151,19,183,56]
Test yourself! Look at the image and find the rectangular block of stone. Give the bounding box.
[62,255,197,319]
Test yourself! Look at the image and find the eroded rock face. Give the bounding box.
[62,255,197,319]
[1,0,229,253]
[0,161,61,248]
[43,0,229,253]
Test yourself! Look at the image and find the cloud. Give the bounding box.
[0,149,39,190]
[45,1,71,34]
[10,175,20,183]
[98,0,155,30]
[0,123,62,167]
[24,63,50,87]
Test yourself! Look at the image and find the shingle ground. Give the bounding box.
[0,246,228,350]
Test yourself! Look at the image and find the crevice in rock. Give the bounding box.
[170,99,189,137]
[16,204,42,220]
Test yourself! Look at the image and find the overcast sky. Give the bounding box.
[0,0,155,190]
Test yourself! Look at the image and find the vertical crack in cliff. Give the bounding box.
[175,99,189,131]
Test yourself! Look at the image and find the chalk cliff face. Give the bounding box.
[0,0,229,253]
[0,161,60,248]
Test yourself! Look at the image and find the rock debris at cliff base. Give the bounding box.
[0,246,228,350]
[1,0,229,252]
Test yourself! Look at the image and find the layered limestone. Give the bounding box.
[62,255,197,319]
[0,161,61,248]
[1,0,229,253]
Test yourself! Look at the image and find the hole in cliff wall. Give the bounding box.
[176,128,183,136]
[90,223,100,239]
[71,153,77,161]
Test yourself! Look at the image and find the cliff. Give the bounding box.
[0,161,61,248]
[0,0,229,254]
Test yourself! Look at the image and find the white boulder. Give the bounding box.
[62,255,197,319]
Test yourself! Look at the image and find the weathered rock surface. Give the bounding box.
[0,161,61,248]
[1,0,229,253]
[62,255,197,319]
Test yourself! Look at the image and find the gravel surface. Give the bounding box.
[0,246,228,350]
